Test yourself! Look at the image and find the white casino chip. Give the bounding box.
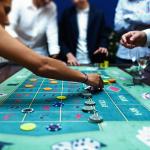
[52,142,72,150]
[72,138,101,150]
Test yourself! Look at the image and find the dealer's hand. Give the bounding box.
[120,31,147,49]
[86,74,104,90]
[93,47,108,56]
[67,52,80,66]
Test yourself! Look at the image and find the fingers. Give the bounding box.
[94,48,108,56]
[68,60,74,66]
[130,32,140,42]
[121,31,137,48]
[121,31,146,48]
[67,53,80,66]
[93,49,99,55]
[121,32,133,44]
[120,34,128,44]
[75,61,80,66]
[121,41,136,49]
[67,59,80,66]
[86,74,104,90]
[73,61,80,66]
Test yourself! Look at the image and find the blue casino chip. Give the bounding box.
[46,124,62,132]
[52,102,64,107]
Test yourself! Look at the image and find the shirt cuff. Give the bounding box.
[143,29,150,47]
[48,46,60,56]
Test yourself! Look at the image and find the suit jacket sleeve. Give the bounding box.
[98,13,108,48]
[59,11,70,56]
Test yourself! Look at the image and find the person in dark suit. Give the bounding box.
[59,0,108,65]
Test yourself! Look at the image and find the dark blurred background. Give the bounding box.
[55,0,118,29]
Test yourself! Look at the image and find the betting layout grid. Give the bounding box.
[0,73,103,134]
[0,69,150,135]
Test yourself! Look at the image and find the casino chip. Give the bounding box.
[53,102,64,107]
[49,79,55,81]
[21,108,34,113]
[82,106,94,113]
[43,87,52,91]
[56,96,67,100]
[84,100,96,106]
[103,80,109,84]
[85,86,102,94]
[20,123,36,131]
[25,84,34,88]
[108,79,116,83]
[81,92,92,99]
[29,78,37,82]
[50,80,58,84]
[52,138,102,150]
[52,142,72,150]
[46,123,62,132]
[72,138,101,150]
[89,114,103,123]
[0,93,7,97]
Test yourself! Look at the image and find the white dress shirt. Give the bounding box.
[6,0,60,56]
[115,0,150,60]
[144,29,150,47]
[76,7,91,64]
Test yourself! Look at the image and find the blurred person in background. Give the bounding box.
[114,0,150,64]
[59,0,108,66]
[6,0,60,58]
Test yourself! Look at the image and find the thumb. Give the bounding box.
[93,49,99,55]
[93,51,97,55]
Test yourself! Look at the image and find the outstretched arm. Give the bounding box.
[0,26,103,89]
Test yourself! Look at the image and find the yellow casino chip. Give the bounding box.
[104,60,109,68]
[25,84,34,88]
[56,96,67,100]
[20,123,36,131]
[50,80,58,84]
[30,78,37,82]
[43,87,52,91]
[103,80,109,84]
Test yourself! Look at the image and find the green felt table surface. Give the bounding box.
[0,66,150,150]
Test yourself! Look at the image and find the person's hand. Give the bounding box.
[67,52,80,66]
[86,74,104,90]
[93,47,108,56]
[120,31,147,49]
